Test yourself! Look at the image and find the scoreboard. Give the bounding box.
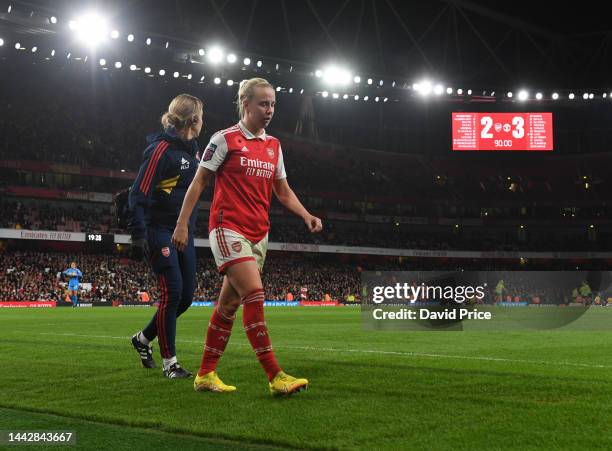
[452,112,553,151]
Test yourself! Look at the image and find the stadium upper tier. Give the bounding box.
[1,151,610,207]
[1,198,610,252]
[3,59,612,161]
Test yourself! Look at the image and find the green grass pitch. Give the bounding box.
[2,307,612,450]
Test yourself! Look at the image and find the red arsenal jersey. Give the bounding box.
[200,121,286,243]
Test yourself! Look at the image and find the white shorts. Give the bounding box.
[209,228,268,273]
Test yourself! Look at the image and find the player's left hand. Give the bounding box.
[304,214,323,233]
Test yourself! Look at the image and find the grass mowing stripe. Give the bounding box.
[28,331,612,370]
[0,406,296,451]
[0,398,326,451]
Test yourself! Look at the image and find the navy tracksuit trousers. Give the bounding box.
[141,227,196,359]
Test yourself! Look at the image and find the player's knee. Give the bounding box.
[222,297,241,316]
[164,280,183,304]
[176,298,192,316]
[240,287,264,300]
[241,288,265,312]
[180,287,193,305]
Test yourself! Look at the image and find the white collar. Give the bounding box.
[238,121,266,141]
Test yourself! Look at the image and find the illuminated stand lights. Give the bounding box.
[3,8,612,104]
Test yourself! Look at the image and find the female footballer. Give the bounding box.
[172,78,322,395]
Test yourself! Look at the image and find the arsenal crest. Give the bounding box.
[231,241,242,253]
[266,148,275,158]
[161,247,170,257]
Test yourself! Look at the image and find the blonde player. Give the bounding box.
[172,78,322,395]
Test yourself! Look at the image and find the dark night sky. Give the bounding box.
[4,0,612,88]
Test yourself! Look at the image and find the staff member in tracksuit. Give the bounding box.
[128,94,203,379]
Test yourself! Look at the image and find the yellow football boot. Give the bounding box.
[193,371,237,393]
[269,371,309,396]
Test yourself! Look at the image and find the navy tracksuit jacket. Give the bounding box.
[128,126,199,359]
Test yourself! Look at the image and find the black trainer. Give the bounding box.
[131,334,157,369]
[163,363,193,379]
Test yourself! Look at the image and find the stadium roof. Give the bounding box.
[2,0,611,89]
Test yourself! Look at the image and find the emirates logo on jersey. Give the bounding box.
[239,156,275,179]
[266,148,275,159]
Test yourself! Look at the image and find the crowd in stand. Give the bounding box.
[0,200,114,233]
[0,251,153,303]
[1,199,609,252]
[0,251,361,303]
[3,250,607,305]
[0,91,151,171]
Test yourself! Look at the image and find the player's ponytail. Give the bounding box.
[161,94,203,130]
[237,78,273,119]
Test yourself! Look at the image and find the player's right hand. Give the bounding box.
[129,237,150,261]
[172,224,188,252]
[305,214,323,233]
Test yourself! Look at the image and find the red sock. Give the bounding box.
[242,288,281,381]
[198,304,235,377]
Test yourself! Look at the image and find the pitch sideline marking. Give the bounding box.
[35,331,612,370]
